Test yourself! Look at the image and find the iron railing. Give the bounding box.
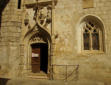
[51,64,79,81]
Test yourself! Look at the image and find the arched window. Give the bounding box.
[82,16,104,52]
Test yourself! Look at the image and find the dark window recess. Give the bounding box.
[92,33,99,50]
[83,33,90,50]
[18,0,21,9]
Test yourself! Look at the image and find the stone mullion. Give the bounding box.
[90,31,93,51]
[99,29,102,51]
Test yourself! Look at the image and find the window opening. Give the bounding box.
[83,21,101,51]
[18,0,21,9]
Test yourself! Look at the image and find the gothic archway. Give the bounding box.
[22,26,51,78]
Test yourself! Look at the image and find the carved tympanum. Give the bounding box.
[30,34,46,44]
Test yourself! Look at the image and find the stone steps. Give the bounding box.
[0,78,110,85]
[27,75,48,79]
[26,71,49,79]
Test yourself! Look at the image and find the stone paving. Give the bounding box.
[0,78,110,85]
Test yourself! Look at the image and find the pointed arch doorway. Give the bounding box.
[31,43,48,74]
[25,31,52,78]
[23,26,52,78]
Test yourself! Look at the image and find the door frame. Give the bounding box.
[26,41,51,76]
[31,43,49,73]
[22,29,52,78]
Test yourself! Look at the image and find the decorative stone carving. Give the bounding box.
[24,9,36,29]
[24,12,29,26]
[34,4,52,28]
[24,2,52,31]
[30,34,46,44]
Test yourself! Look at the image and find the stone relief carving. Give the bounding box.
[24,2,52,30]
[30,34,46,44]
[24,8,36,29]
[34,5,52,28]
[24,12,29,26]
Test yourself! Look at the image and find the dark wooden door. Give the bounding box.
[31,48,40,73]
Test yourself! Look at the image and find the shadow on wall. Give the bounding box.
[0,0,10,85]
[0,78,10,85]
[0,0,10,31]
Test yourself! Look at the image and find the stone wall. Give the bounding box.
[53,0,111,82]
[0,0,22,78]
[0,0,111,84]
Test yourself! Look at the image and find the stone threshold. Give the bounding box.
[27,71,48,79]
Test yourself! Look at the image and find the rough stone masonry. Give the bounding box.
[0,0,111,85]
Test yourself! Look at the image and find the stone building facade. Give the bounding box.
[0,0,111,83]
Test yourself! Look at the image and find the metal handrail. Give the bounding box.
[51,64,79,81]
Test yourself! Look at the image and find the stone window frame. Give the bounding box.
[81,17,104,53]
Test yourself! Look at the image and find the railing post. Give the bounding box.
[65,65,68,81]
[51,64,53,80]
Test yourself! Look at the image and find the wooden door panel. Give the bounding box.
[32,64,40,73]
[31,48,40,73]
[32,57,40,64]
